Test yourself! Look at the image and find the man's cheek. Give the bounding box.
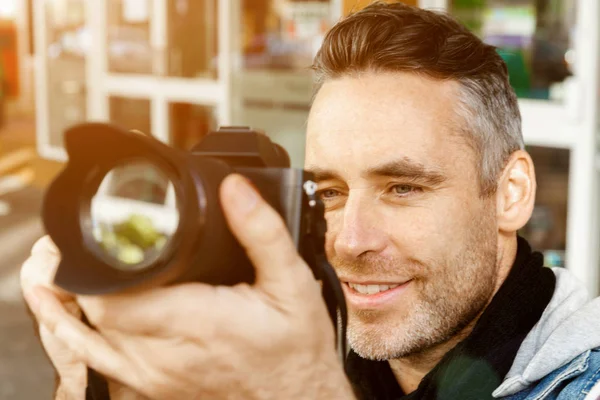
[391,211,437,247]
[416,207,472,259]
[425,203,466,234]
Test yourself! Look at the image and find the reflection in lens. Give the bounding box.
[89,161,179,271]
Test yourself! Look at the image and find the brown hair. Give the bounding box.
[311,1,523,195]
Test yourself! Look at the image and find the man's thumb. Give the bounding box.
[219,174,314,298]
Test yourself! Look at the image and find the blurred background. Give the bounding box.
[0,0,597,398]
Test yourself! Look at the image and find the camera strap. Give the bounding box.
[302,179,349,370]
[316,252,349,368]
[83,314,111,400]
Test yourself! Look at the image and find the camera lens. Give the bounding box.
[85,160,180,271]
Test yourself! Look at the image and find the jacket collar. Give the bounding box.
[493,267,600,397]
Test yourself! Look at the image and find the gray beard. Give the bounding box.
[347,272,495,361]
[343,225,498,360]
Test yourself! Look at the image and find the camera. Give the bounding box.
[43,123,349,396]
[43,123,339,298]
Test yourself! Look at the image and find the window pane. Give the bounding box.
[168,102,217,150]
[107,0,153,74]
[450,0,576,102]
[109,96,152,135]
[520,146,569,267]
[166,0,218,79]
[45,0,88,148]
[233,0,336,167]
[240,0,331,71]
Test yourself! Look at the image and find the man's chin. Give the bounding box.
[348,330,426,361]
[346,310,435,361]
[347,320,406,361]
[350,346,395,361]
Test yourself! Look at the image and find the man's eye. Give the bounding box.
[391,184,417,196]
[318,189,340,200]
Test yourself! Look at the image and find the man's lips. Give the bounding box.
[340,279,413,309]
[338,276,412,287]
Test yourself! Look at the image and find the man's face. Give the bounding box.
[305,72,500,360]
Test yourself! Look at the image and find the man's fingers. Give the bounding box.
[31,235,59,256]
[219,174,315,298]
[31,286,128,380]
[76,283,229,337]
[21,237,73,305]
[21,237,60,288]
[38,324,88,394]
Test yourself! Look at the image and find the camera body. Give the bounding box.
[44,124,327,295]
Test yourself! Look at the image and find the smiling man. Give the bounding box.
[21,2,600,400]
[304,2,600,399]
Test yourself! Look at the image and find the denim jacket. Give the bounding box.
[492,269,600,400]
[502,348,600,399]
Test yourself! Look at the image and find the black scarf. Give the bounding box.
[345,237,556,400]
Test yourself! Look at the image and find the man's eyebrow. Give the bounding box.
[364,158,447,185]
[304,166,342,182]
[305,159,447,185]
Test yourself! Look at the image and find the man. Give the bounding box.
[21,2,600,399]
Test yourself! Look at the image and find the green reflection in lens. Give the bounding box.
[90,161,179,271]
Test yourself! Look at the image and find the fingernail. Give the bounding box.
[229,175,258,214]
[24,288,40,314]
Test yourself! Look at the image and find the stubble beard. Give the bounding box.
[343,216,499,361]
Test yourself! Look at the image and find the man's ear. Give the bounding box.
[495,150,536,233]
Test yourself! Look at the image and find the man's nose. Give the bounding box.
[332,192,387,260]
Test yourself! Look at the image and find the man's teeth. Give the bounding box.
[347,283,401,295]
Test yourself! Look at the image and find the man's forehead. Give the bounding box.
[307,72,459,124]
[305,73,468,172]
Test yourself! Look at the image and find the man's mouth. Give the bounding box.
[346,283,401,295]
[341,279,413,308]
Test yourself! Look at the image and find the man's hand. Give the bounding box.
[21,236,87,399]
[21,239,151,400]
[26,174,354,400]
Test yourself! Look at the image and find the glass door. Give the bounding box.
[453,0,575,101]
[95,0,228,144]
[34,0,230,170]
[106,0,153,75]
[230,0,340,167]
[519,146,570,267]
[165,0,218,79]
[34,0,88,160]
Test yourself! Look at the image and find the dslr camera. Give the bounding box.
[43,123,343,301]
[43,123,348,396]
